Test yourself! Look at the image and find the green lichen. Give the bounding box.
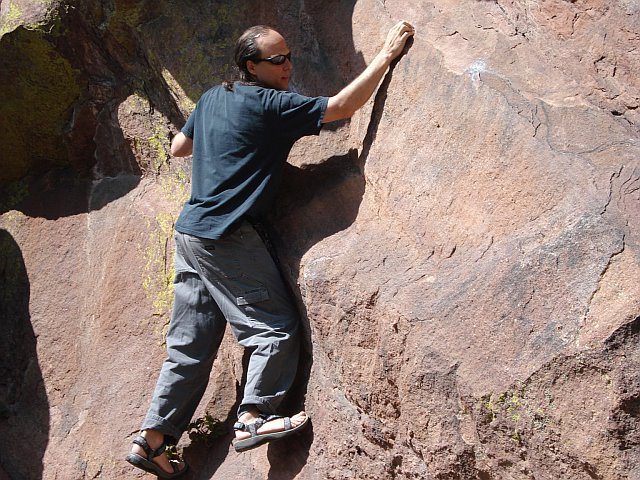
[480,388,534,444]
[105,0,146,56]
[148,125,170,175]
[511,428,522,444]
[118,93,183,182]
[114,0,145,27]
[0,0,60,39]
[137,1,239,100]
[0,27,82,184]
[133,93,196,339]
[161,68,195,116]
[0,210,26,238]
[158,161,190,210]
[139,164,190,343]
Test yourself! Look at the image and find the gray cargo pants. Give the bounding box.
[141,221,300,441]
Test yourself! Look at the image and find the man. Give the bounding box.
[127,20,414,478]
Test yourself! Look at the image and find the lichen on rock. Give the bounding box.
[0,26,82,185]
[1,0,639,478]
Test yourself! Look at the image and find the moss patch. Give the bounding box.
[0,26,82,184]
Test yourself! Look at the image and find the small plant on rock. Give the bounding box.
[187,413,227,446]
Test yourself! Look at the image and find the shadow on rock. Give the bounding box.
[3,168,142,220]
[0,2,186,219]
[182,349,247,479]
[0,230,49,478]
[266,421,314,480]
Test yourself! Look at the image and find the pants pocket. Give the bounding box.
[190,237,243,280]
[235,286,270,306]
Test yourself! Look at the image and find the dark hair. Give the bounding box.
[223,25,273,91]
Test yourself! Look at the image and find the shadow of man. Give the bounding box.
[0,230,50,478]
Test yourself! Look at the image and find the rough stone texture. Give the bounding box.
[0,0,639,479]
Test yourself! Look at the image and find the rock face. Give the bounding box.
[1,0,639,479]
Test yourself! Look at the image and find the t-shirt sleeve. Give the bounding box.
[269,91,329,140]
[181,103,198,139]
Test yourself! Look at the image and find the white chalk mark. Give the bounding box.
[467,60,487,82]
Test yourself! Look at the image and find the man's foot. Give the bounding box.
[233,410,309,452]
[126,430,187,479]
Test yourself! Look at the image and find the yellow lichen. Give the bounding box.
[0,2,23,38]
[161,68,195,116]
[141,212,176,343]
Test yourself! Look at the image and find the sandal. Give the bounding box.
[233,414,310,453]
[125,435,188,479]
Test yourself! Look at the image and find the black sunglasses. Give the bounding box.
[252,52,291,65]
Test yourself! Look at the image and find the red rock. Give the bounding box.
[0,0,638,478]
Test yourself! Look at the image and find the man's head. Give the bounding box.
[234,26,292,91]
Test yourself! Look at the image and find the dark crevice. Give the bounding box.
[358,36,414,169]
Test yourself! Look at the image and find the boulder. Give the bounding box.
[0,0,638,478]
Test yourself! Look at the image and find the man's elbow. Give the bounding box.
[323,97,355,123]
[170,143,183,156]
[170,133,193,157]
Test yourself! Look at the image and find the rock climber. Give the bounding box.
[126,19,414,478]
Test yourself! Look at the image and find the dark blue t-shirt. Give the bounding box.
[175,83,328,239]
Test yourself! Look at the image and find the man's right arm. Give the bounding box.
[323,21,414,124]
[170,132,193,157]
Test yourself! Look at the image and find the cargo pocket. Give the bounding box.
[235,287,270,306]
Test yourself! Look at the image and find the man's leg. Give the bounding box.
[141,274,227,435]
[130,232,226,473]
[180,222,303,420]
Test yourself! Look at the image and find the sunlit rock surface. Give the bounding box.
[1,0,638,478]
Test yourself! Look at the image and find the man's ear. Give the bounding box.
[246,60,257,76]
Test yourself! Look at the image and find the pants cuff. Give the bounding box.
[238,396,277,418]
[140,413,183,442]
